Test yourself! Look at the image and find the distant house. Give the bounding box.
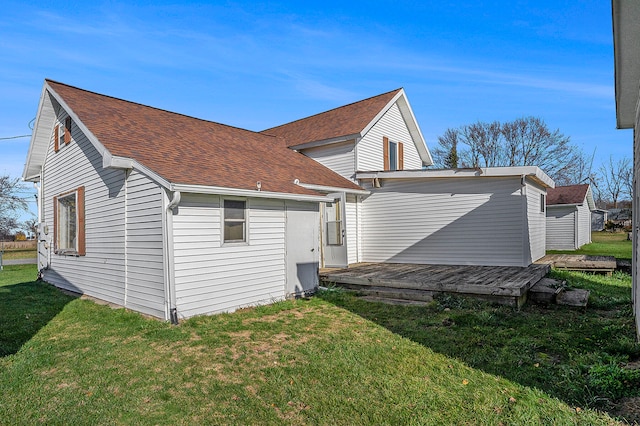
[23,80,553,321]
[591,209,608,231]
[607,208,632,228]
[546,184,595,250]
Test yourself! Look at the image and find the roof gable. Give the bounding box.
[25,80,362,196]
[262,89,433,165]
[546,184,594,209]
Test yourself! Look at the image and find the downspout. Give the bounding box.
[165,190,181,324]
[520,175,529,266]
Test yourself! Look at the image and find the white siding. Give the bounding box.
[172,194,287,318]
[345,195,358,264]
[546,206,577,250]
[125,170,166,318]
[300,141,356,181]
[576,203,592,248]
[357,102,423,171]
[360,177,530,267]
[525,182,547,262]
[41,106,126,305]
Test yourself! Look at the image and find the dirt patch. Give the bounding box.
[613,397,640,425]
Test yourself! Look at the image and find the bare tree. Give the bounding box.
[598,156,631,208]
[432,128,459,168]
[432,117,581,183]
[0,175,28,239]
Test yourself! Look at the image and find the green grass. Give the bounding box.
[548,231,632,261]
[0,265,622,425]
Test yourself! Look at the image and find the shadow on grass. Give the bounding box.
[0,275,76,357]
[318,271,640,412]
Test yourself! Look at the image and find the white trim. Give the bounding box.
[221,197,250,245]
[288,134,360,150]
[295,181,370,196]
[170,183,333,202]
[356,166,555,188]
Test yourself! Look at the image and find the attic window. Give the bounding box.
[64,117,72,144]
[383,137,404,171]
[54,125,60,153]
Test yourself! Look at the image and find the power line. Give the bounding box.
[0,135,31,140]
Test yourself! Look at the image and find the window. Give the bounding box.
[540,194,546,213]
[223,199,246,243]
[54,125,60,153]
[54,187,85,255]
[64,117,72,144]
[383,137,404,171]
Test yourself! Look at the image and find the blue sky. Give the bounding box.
[0,1,630,219]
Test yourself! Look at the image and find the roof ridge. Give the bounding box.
[261,87,403,134]
[45,79,278,141]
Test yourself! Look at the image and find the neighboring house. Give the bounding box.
[591,209,608,231]
[545,184,595,250]
[612,0,640,338]
[607,208,632,228]
[24,80,553,321]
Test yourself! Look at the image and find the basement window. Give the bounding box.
[54,186,85,255]
[223,199,247,243]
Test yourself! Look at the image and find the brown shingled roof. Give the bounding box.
[47,80,362,195]
[261,88,402,147]
[546,184,590,205]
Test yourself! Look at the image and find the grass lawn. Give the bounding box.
[0,265,631,424]
[548,231,632,261]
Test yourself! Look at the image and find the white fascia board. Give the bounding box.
[612,0,640,129]
[295,182,370,196]
[357,166,555,188]
[170,183,333,202]
[288,134,360,151]
[360,89,433,166]
[103,152,134,169]
[585,186,596,210]
[22,84,49,180]
[547,203,581,208]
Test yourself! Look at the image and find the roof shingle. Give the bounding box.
[261,89,402,147]
[546,184,590,205]
[47,80,362,196]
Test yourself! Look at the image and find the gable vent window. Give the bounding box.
[540,194,546,213]
[54,125,60,153]
[223,199,247,243]
[383,136,404,171]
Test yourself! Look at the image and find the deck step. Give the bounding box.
[340,284,436,303]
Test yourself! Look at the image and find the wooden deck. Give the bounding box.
[536,255,617,275]
[320,262,550,307]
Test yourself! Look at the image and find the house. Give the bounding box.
[612,0,640,338]
[591,209,608,231]
[545,184,595,250]
[607,208,632,228]
[24,80,553,321]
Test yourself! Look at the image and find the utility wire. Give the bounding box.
[0,135,31,140]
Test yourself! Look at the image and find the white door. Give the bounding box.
[322,192,348,268]
[285,201,320,297]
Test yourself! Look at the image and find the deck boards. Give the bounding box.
[320,262,551,300]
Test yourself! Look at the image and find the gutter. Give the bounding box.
[294,181,370,196]
[164,190,181,325]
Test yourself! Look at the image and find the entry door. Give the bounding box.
[322,192,348,268]
[285,201,320,297]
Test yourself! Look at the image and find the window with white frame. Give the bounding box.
[54,186,85,255]
[223,199,247,243]
[383,136,404,171]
